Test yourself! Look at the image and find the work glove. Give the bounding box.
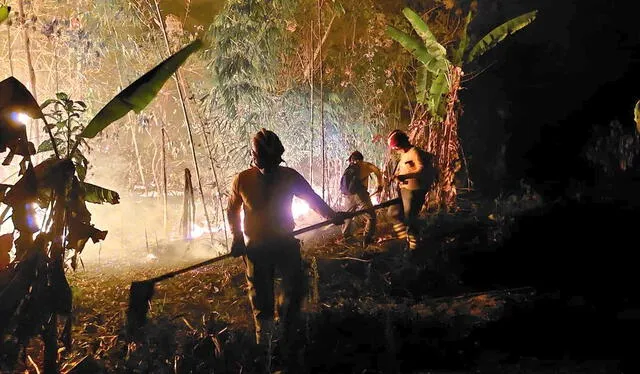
[331,212,347,226]
[230,236,247,257]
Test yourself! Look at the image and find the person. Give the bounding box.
[340,150,383,247]
[387,129,438,251]
[227,128,343,347]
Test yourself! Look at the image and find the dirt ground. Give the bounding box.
[10,202,633,373]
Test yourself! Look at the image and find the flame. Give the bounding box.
[189,199,311,239]
[189,220,235,239]
[190,223,208,239]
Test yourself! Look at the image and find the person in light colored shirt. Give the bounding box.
[387,130,438,250]
[340,150,383,247]
[227,128,343,348]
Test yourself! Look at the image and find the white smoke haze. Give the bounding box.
[1,150,347,271]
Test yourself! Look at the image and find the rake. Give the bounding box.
[126,197,401,334]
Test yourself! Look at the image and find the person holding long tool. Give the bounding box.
[339,150,383,247]
[387,129,439,251]
[227,128,344,348]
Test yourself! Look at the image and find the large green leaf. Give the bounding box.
[452,11,473,66]
[37,139,59,153]
[0,76,44,119]
[386,26,448,73]
[80,182,120,204]
[467,10,538,63]
[402,8,447,61]
[0,5,9,25]
[415,65,430,105]
[428,72,449,117]
[80,39,203,138]
[386,26,433,67]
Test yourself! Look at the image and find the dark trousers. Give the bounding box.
[341,190,376,240]
[390,188,427,250]
[244,238,304,344]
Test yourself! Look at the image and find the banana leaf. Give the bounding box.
[467,10,538,63]
[80,39,203,139]
[0,76,44,119]
[0,6,9,25]
[0,78,40,166]
[428,71,449,117]
[452,10,473,66]
[386,26,433,67]
[80,182,120,204]
[415,65,430,105]
[402,8,447,62]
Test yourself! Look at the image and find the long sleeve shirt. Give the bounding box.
[357,161,383,191]
[227,166,335,245]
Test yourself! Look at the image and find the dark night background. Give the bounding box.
[459,0,639,198]
[453,2,640,370]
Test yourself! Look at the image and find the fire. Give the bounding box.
[188,198,312,239]
[190,222,227,239]
[186,197,311,239]
[190,223,208,239]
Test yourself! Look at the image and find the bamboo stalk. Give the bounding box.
[145,227,150,254]
[161,125,168,238]
[146,127,162,199]
[17,0,39,154]
[318,0,326,200]
[309,21,314,186]
[182,85,229,249]
[6,23,13,76]
[201,124,229,250]
[304,9,337,80]
[153,0,215,246]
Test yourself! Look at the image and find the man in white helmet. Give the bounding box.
[227,128,343,347]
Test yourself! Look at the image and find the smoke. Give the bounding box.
[75,153,229,265]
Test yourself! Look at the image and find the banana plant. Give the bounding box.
[464,10,538,64]
[0,38,202,373]
[387,7,537,119]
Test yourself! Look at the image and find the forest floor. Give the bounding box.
[15,191,629,373]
